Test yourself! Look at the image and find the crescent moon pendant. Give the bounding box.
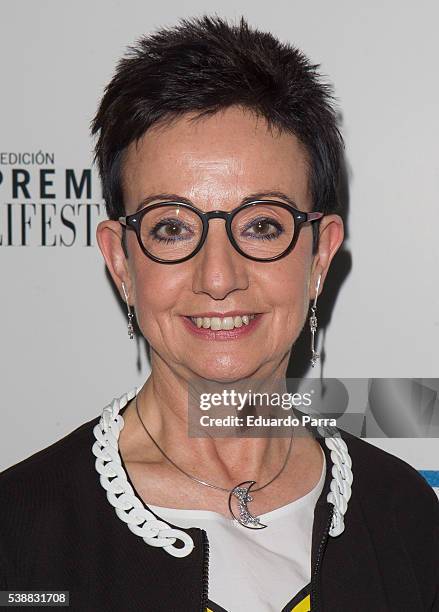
[228,480,267,529]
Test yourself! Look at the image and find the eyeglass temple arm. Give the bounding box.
[307,212,324,221]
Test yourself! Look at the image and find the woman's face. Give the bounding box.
[97,106,343,382]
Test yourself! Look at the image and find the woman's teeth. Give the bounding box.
[190,314,256,330]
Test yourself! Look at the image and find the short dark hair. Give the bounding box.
[91,15,344,254]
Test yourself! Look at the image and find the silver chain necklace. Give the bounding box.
[134,396,295,529]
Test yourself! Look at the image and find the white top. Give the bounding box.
[146,445,326,612]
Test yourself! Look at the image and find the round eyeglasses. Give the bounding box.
[118,200,324,264]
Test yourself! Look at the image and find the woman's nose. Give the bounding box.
[191,220,249,299]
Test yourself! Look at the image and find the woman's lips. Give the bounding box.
[181,313,263,340]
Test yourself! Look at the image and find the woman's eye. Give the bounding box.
[150,219,194,241]
[242,218,284,240]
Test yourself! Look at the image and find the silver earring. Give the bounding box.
[309,274,322,367]
[121,281,135,340]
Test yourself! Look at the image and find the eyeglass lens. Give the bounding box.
[139,203,295,261]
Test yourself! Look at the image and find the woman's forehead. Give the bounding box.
[121,107,311,214]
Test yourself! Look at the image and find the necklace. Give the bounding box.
[92,388,353,558]
[134,396,295,529]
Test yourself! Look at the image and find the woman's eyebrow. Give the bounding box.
[135,193,193,212]
[134,190,298,212]
[242,191,299,207]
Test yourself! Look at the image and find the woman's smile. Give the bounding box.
[181,311,264,340]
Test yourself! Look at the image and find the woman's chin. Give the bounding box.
[186,358,261,384]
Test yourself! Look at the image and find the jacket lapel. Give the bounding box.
[312,441,388,610]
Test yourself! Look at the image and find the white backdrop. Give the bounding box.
[1,0,438,494]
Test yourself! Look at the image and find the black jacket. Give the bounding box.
[0,403,438,611]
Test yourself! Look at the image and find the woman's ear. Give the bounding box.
[309,214,344,300]
[96,219,134,304]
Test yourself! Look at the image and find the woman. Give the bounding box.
[0,15,437,612]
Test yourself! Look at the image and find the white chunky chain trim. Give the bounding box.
[92,389,353,558]
[92,387,195,558]
[317,424,353,537]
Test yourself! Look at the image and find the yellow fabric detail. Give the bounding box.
[290,593,311,612]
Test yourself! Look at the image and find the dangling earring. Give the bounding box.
[309,274,322,367]
[121,281,135,340]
